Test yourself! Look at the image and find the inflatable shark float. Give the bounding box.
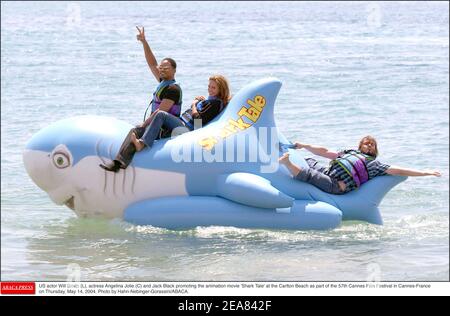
[23,78,406,230]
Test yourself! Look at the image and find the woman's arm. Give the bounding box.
[194,100,222,124]
[294,142,339,160]
[386,166,441,177]
[191,96,205,118]
[191,101,199,117]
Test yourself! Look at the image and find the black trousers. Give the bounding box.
[114,126,170,168]
[114,126,146,168]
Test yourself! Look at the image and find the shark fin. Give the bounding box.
[212,77,282,130]
[217,172,294,209]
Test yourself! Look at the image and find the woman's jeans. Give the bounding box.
[295,158,344,194]
[141,111,189,148]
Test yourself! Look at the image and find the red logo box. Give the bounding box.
[1,282,36,295]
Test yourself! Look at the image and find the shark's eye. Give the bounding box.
[52,152,70,169]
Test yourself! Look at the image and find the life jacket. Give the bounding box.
[330,150,374,187]
[181,96,224,130]
[151,79,182,117]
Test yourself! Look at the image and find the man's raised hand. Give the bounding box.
[136,26,146,42]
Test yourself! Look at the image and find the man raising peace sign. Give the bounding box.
[100,26,183,172]
[135,26,182,117]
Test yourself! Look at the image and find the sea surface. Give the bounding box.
[1,1,448,281]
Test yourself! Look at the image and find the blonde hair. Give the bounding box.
[209,75,231,106]
[358,135,379,157]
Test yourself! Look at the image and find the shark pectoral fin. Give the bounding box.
[362,175,408,206]
[217,172,294,209]
[334,175,407,225]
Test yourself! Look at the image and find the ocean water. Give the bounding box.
[1,1,448,281]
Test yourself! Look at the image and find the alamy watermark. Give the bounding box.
[169,125,284,174]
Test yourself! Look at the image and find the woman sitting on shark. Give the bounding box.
[101,74,231,172]
[100,25,231,172]
[131,75,231,153]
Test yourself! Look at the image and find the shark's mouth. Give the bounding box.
[64,196,75,210]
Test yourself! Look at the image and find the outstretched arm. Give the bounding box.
[386,166,441,177]
[136,26,160,82]
[294,142,339,160]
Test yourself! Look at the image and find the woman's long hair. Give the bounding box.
[209,75,231,106]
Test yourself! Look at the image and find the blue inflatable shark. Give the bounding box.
[23,78,406,230]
